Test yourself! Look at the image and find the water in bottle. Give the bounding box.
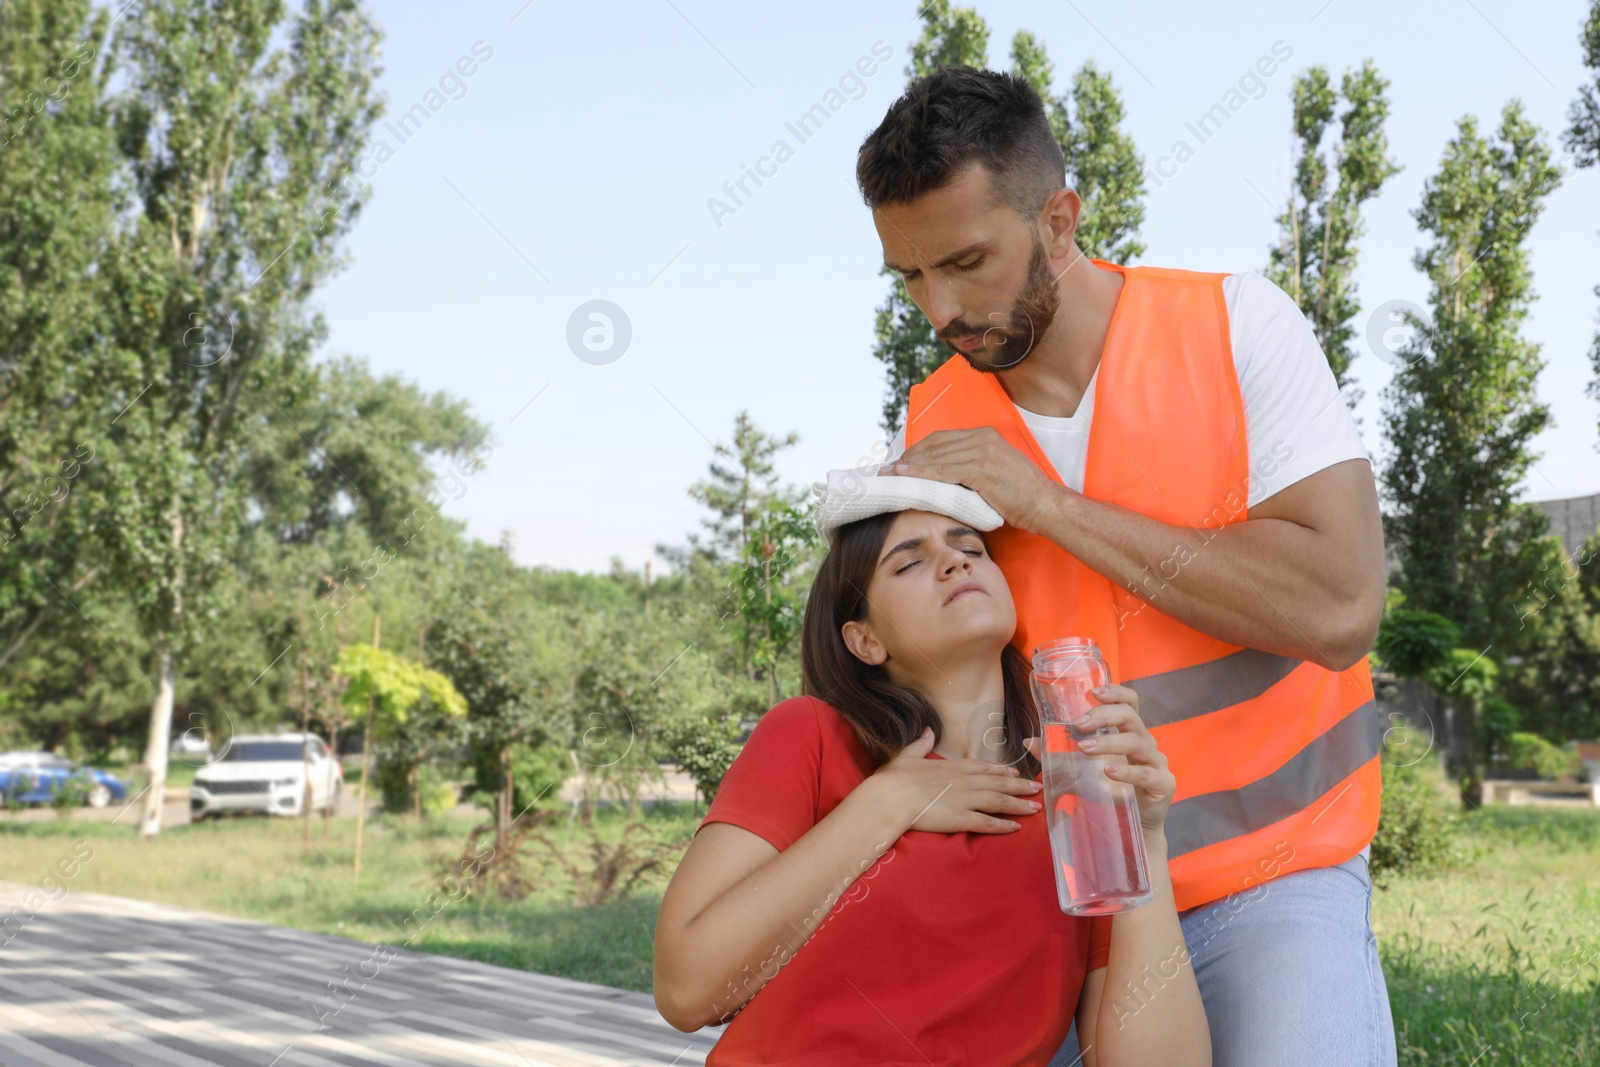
[1030,637,1152,915]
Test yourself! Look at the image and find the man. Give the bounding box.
[857,66,1396,1066]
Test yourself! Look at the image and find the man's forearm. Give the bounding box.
[1037,484,1377,670]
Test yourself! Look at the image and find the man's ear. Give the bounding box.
[1041,186,1082,258]
[841,619,888,667]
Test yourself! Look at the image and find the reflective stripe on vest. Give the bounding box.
[903,260,1381,912]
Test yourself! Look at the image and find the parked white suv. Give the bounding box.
[190,732,342,821]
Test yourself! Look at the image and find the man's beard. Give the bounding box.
[941,234,1061,374]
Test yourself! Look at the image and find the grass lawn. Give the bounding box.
[2,801,1597,1063]
[1372,807,1600,1064]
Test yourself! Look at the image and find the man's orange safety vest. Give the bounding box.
[904,261,1383,912]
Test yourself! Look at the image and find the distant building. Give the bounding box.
[1379,490,1598,568]
[1534,491,1600,559]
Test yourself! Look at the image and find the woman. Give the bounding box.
[653,478,1210,1066]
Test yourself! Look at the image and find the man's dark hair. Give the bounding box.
[855,65,1065,220]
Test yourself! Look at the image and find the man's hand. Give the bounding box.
[879,426,1063,535]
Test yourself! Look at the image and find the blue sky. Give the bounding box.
[315,0,1600,574]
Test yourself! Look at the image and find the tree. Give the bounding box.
[0,0,117,672]
[1565,0,1600,428]
[657,410,803,687]
[735,497,817,706]
[1374,608,1507,807]
[1380,100,1562,658]
[1011,40,1146,265]
[1502,532,1600,744]
[94,0,382,838]
[336,639,465,885]
[427,543,572,846]
[1265,60,1401,402]
[567,623,684,820]
[870,6,1147,436]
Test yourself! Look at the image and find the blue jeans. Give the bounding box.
[1050,844,1397,1067]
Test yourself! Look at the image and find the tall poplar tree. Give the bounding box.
[0,0,117,671]
[1266,60,1400,403]
[1564,0,1600,433]
[99,0,383,838]
[1381,101,1561,657]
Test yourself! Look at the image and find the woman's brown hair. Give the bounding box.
[799,510,1041,778]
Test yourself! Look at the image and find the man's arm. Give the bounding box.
[880,432,1385,671]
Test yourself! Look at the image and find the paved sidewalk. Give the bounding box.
[0,881,723,1066]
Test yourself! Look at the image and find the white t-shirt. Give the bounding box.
[886,271,1368,508]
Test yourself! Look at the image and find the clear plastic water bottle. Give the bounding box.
[1030,637,1153,915]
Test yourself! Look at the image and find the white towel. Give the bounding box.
[811,465,1004,548]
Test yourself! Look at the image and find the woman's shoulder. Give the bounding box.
[748,696,866,761]
[752,695,847,741]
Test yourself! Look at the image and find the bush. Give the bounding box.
[1370,754,1467,885]
[418,764,458,819]
[466,741,569,817]
[49,772,91,818]
[661,712,742,805]
[1496,731,1581,781]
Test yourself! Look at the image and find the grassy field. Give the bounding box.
[1373,807,1600,1064]
[2,802,1597,1063]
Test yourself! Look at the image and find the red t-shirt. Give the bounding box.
[693,695,1111,1066]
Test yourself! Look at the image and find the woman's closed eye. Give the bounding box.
[894,547,984,574]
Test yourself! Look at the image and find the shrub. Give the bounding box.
[417,764,458,819]
[49,772,91,819]
[661,711,742,805]
[1370,754,1467,885]
[466,741,569,818]
[1497,731,1581,781]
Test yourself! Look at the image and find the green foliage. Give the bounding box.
[48,770,92,817]
[465,741,569,819]
[337,643,465,723]
[0,0,118,684]
[1497,732,1581,781]
[736,497,818,705]
[425,543,576,832]
[1480,697,1522,766]
[1503,533,1600,743]
[905,0,988,82]
[661,712,743,805]
[1375,609,1460,678]
[568,628,679,808]
[1371,754,1467,885]
[656,410,813,706]
[1566,0,1600,423]
[1381,101,1562,657]
[1266,60,1401,398]
[416,763,458,819]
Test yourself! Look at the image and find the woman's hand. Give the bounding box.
[862,727,1045,835]
[1025,682,1176,838]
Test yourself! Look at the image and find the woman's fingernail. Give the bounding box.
[1028,801,1041,811]
[1079,738,1098,751]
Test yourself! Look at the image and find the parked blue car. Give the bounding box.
[0,751,127,808]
